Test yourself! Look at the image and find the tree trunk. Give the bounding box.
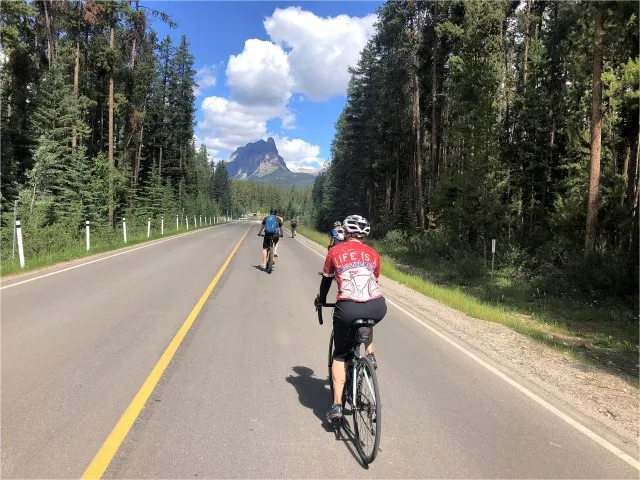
[108,27,115,229]
[407,4,425,231]
[72,39,80,155]
[430,1,439,195]
[43,0,54,69]
[413,58,425,230]
[621,138,631,205]
[385,174,392,219]
[627,134,639,212]
[522,0,531,91]
[393,150,400,216]
[584,5,603,254]
[179,144,184,203]
[134,100,146,186]
[130,36,136,70]
[159,146,163,177]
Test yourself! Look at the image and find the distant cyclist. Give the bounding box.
[328,221,345,250]
[315,214,387,422]
[257,208,282,269]
[290,216,298,238]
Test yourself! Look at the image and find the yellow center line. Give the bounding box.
[81,227,251,479]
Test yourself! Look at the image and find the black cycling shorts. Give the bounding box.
[332,297,387,361]
[262,232,280,249]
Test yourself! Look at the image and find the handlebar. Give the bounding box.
[314,294,336,325]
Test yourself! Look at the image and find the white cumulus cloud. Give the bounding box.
[194,65,217,97]
[200,96,274,153]
[195,6,377,169]
[264,7,377,101]
[271,135,326,171]
[226,39,293,108]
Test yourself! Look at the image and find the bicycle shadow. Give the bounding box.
[252,264,276,273]
[286,366,332,432]
[286,366,369,469]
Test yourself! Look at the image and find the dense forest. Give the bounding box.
[230,180,312,220]
[312,0,639,304]
[0,0,227,261]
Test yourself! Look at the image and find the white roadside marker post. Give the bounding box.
[86,220,91,251]
[16,219,25,268]
[491,239,496,275]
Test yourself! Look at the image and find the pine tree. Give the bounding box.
[28,61,90,224]
[212,161,232,214]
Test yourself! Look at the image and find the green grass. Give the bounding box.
[1,222,227,278]
[297,225,638,383]
[297,225,330,248]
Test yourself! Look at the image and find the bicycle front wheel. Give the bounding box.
[353,355,381,464]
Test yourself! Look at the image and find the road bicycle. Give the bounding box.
[315,297,381,464]
[258,233,276,274]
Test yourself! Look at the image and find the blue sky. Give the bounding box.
[145,1,383,172]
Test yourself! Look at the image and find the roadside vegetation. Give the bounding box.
[299,1,638,379]
[298,224,638,381]
[1,1,237,277]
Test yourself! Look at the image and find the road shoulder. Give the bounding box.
[0,224,230,288]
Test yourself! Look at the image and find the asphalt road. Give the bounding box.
[1,222,638,479]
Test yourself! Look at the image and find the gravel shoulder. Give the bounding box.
[296,231,639,453]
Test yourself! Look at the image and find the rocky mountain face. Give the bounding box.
[225,137,315,188]
[226,137,288,178]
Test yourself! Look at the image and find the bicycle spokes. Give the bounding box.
[353,357,381,464]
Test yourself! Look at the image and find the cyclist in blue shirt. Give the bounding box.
[257,208,283,269]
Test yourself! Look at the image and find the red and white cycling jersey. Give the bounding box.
[322,240,382,302]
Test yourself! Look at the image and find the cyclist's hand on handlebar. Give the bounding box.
[314,294,327,308]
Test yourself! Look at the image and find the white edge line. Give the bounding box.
[295,233,640,471]
[0,224,232,291]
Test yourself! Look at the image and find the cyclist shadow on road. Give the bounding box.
[286,366,333,432]
[286,366,370,469]
[252,264,275,273]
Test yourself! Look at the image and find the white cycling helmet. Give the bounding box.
[343,214,370,237]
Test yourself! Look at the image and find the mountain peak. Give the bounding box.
[225,138,316,188]
[226,138,288,179]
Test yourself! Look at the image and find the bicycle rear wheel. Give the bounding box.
[353,355,381,464]
[267,244,273,273]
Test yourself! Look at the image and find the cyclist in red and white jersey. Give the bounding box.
[315,214,387,422]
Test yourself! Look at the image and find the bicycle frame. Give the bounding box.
[317,300,376,410]
[315,298,381,465]
[258,233,276,273]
